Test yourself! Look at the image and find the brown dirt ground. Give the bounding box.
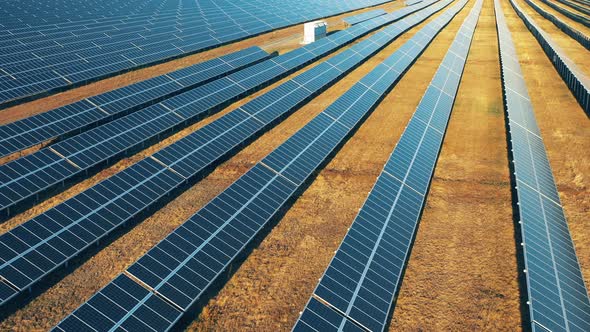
[2,0,589,330]
[514,0,590,76]
[500,0,590,290]
[390,0,522,329]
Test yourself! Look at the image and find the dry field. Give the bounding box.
[1,0,589,331]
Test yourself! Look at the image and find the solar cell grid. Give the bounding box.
[1,2,441,310]
[344,9,388,25]
[294,0,481,330]
[0,1,440,222]
[495,0,590,330]
[0,0,394,108]
[509,0,590,114]
[51,1,460,330]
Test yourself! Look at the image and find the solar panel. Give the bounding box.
[0,47,271,159]
[294,0,480,330]
[52,1,460,330]
[1,2,441,310]
[553,0,590,15]
[0,0,395,108]
[343,9,388,25]
[508,0,589,114]
[536,0,590,27]
[495,0,590,330]
[523,0,589,51]
[0,1,438,222]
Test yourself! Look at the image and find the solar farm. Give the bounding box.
[0,0,588,330]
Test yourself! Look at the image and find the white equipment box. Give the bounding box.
[302,21,327,44]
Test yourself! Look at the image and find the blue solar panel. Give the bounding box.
[294,0,480,330]
[0,46,270,159]
[52,1,462,330]
[0,0,395,108]
[509,0,589,114]
[0,1,438,222]
[1,3,440,310]
[495,0,590,331]
[343,9,388,25]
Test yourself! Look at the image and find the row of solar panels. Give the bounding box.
[0,0,435,223]
[0,12,258,50]
[2,56,282,155]
[570,0,590,7]
[537,0,590,27]
[3,0,345,30]
[0,46,272,158]
[0,0,392,108]
[509,0,589,114]
[294,0,480,330]
[524,0,589,50]
[51,1,460,330]
[494,0,590,331]
[0,8,228,39]
[0,5,363,62]
[0,0,189,28]
[0,0,441,310]
[343,9,387,25]
[554,0,590,16]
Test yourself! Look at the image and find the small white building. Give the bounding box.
[302,21,327,44]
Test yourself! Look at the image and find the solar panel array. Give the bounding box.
[495,0,590,331]
[0,0,443,310]
[570,0,590,6]
[0,0,438,222]
[0,0,196,27]
[553,0,590,16]
[0,0,393,108]
[343,9,388,25]
[509,0,590,114]
[293,0,481,330]
[537,0,590,27]
[0,46,272,159]
[50,1,461,330]
[524,0,589,51]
